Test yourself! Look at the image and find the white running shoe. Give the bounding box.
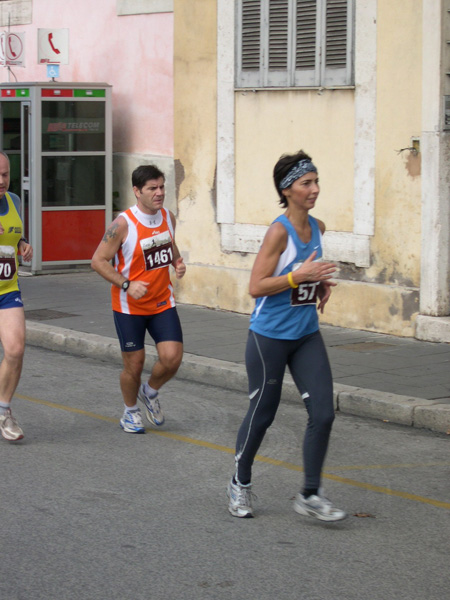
[227,478,255,518]
[120,408,145,434]
[0,408,24,441]
[0,408,23,442]
[294,492,347,522]
[137,384,165,426]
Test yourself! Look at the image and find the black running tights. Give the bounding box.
[235,330,335,489]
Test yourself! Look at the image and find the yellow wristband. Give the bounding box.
[287,271,298,289]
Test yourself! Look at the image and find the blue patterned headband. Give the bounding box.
[279,159,318,190]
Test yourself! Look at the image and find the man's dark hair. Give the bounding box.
[132,165,165,191]
[273,149,313,208]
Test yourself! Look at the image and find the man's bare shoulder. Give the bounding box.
[102,215,128,244]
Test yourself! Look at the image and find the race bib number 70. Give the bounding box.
[0,245,16,281]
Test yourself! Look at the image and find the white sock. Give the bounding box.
[126,403,139,412]
[144,383,158,398]
[0,401,10,416]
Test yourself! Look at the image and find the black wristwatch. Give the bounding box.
[121,280,130,291]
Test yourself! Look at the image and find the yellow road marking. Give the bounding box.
[16,392,450,511]
[17,393,118,424]
[323,462,450,471]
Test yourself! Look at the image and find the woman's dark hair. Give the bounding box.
[273,149,313,208]
[132,164,165,191]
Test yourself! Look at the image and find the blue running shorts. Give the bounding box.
[113,307,183,352]
[0,290,23,310]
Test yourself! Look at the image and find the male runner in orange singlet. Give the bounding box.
[92,165,186,433]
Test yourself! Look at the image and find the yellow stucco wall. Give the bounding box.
[174,0,423,336]
[235,89,355,232]
[174,0,220,259]
[320,279,419,337]
[370,0,423,289]
[323,0,423,335]
[173,0,253,312]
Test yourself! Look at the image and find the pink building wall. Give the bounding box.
[2,0,174,157]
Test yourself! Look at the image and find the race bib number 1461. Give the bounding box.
[140,233,173,271]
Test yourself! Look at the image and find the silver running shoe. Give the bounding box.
[227,478,255,518]
[137,384,165,426]
[294,492,347,522]
[0,408,24,441]
[119,408,145,434]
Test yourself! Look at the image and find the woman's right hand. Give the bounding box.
[293,251,336,284]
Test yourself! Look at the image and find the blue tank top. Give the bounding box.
[249,214,322,340]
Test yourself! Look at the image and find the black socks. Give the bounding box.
[303,488,318,499]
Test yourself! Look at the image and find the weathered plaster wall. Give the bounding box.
[174,0,425,336]
[173,0,256,312]
[234,89,355,232]
[370,0,422,289]
[325,0,423,335]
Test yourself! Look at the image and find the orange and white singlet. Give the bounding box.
[112,205,176,315]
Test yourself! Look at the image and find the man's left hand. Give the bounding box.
[174,257,186,279]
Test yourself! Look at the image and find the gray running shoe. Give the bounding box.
[0,408,24,441]
[119,408,145,434]
[227,478,255,518]
[294,492,347,522]
[137,384,165,426]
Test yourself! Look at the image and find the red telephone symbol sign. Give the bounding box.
[38,29,68,64]
[0,34,24,62]
[48,33,60,55]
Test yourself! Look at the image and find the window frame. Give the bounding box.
[236,0,354,89]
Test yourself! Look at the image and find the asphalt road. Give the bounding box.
[2,346,449,600]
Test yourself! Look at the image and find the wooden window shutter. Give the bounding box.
[323,0,353,85]
[236,0,353,88]
[267,0,290,85]
[294,0,319,85]
[238,0,263,86]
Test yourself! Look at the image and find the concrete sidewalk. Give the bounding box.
[18,270,450,434]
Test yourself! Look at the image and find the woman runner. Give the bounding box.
[227,149,346,522]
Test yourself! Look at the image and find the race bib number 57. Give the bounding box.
[290,260,320,306]
[291,282,320,306]
[0,245,16,281]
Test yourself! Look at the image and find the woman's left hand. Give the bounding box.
[317,280,337,313]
